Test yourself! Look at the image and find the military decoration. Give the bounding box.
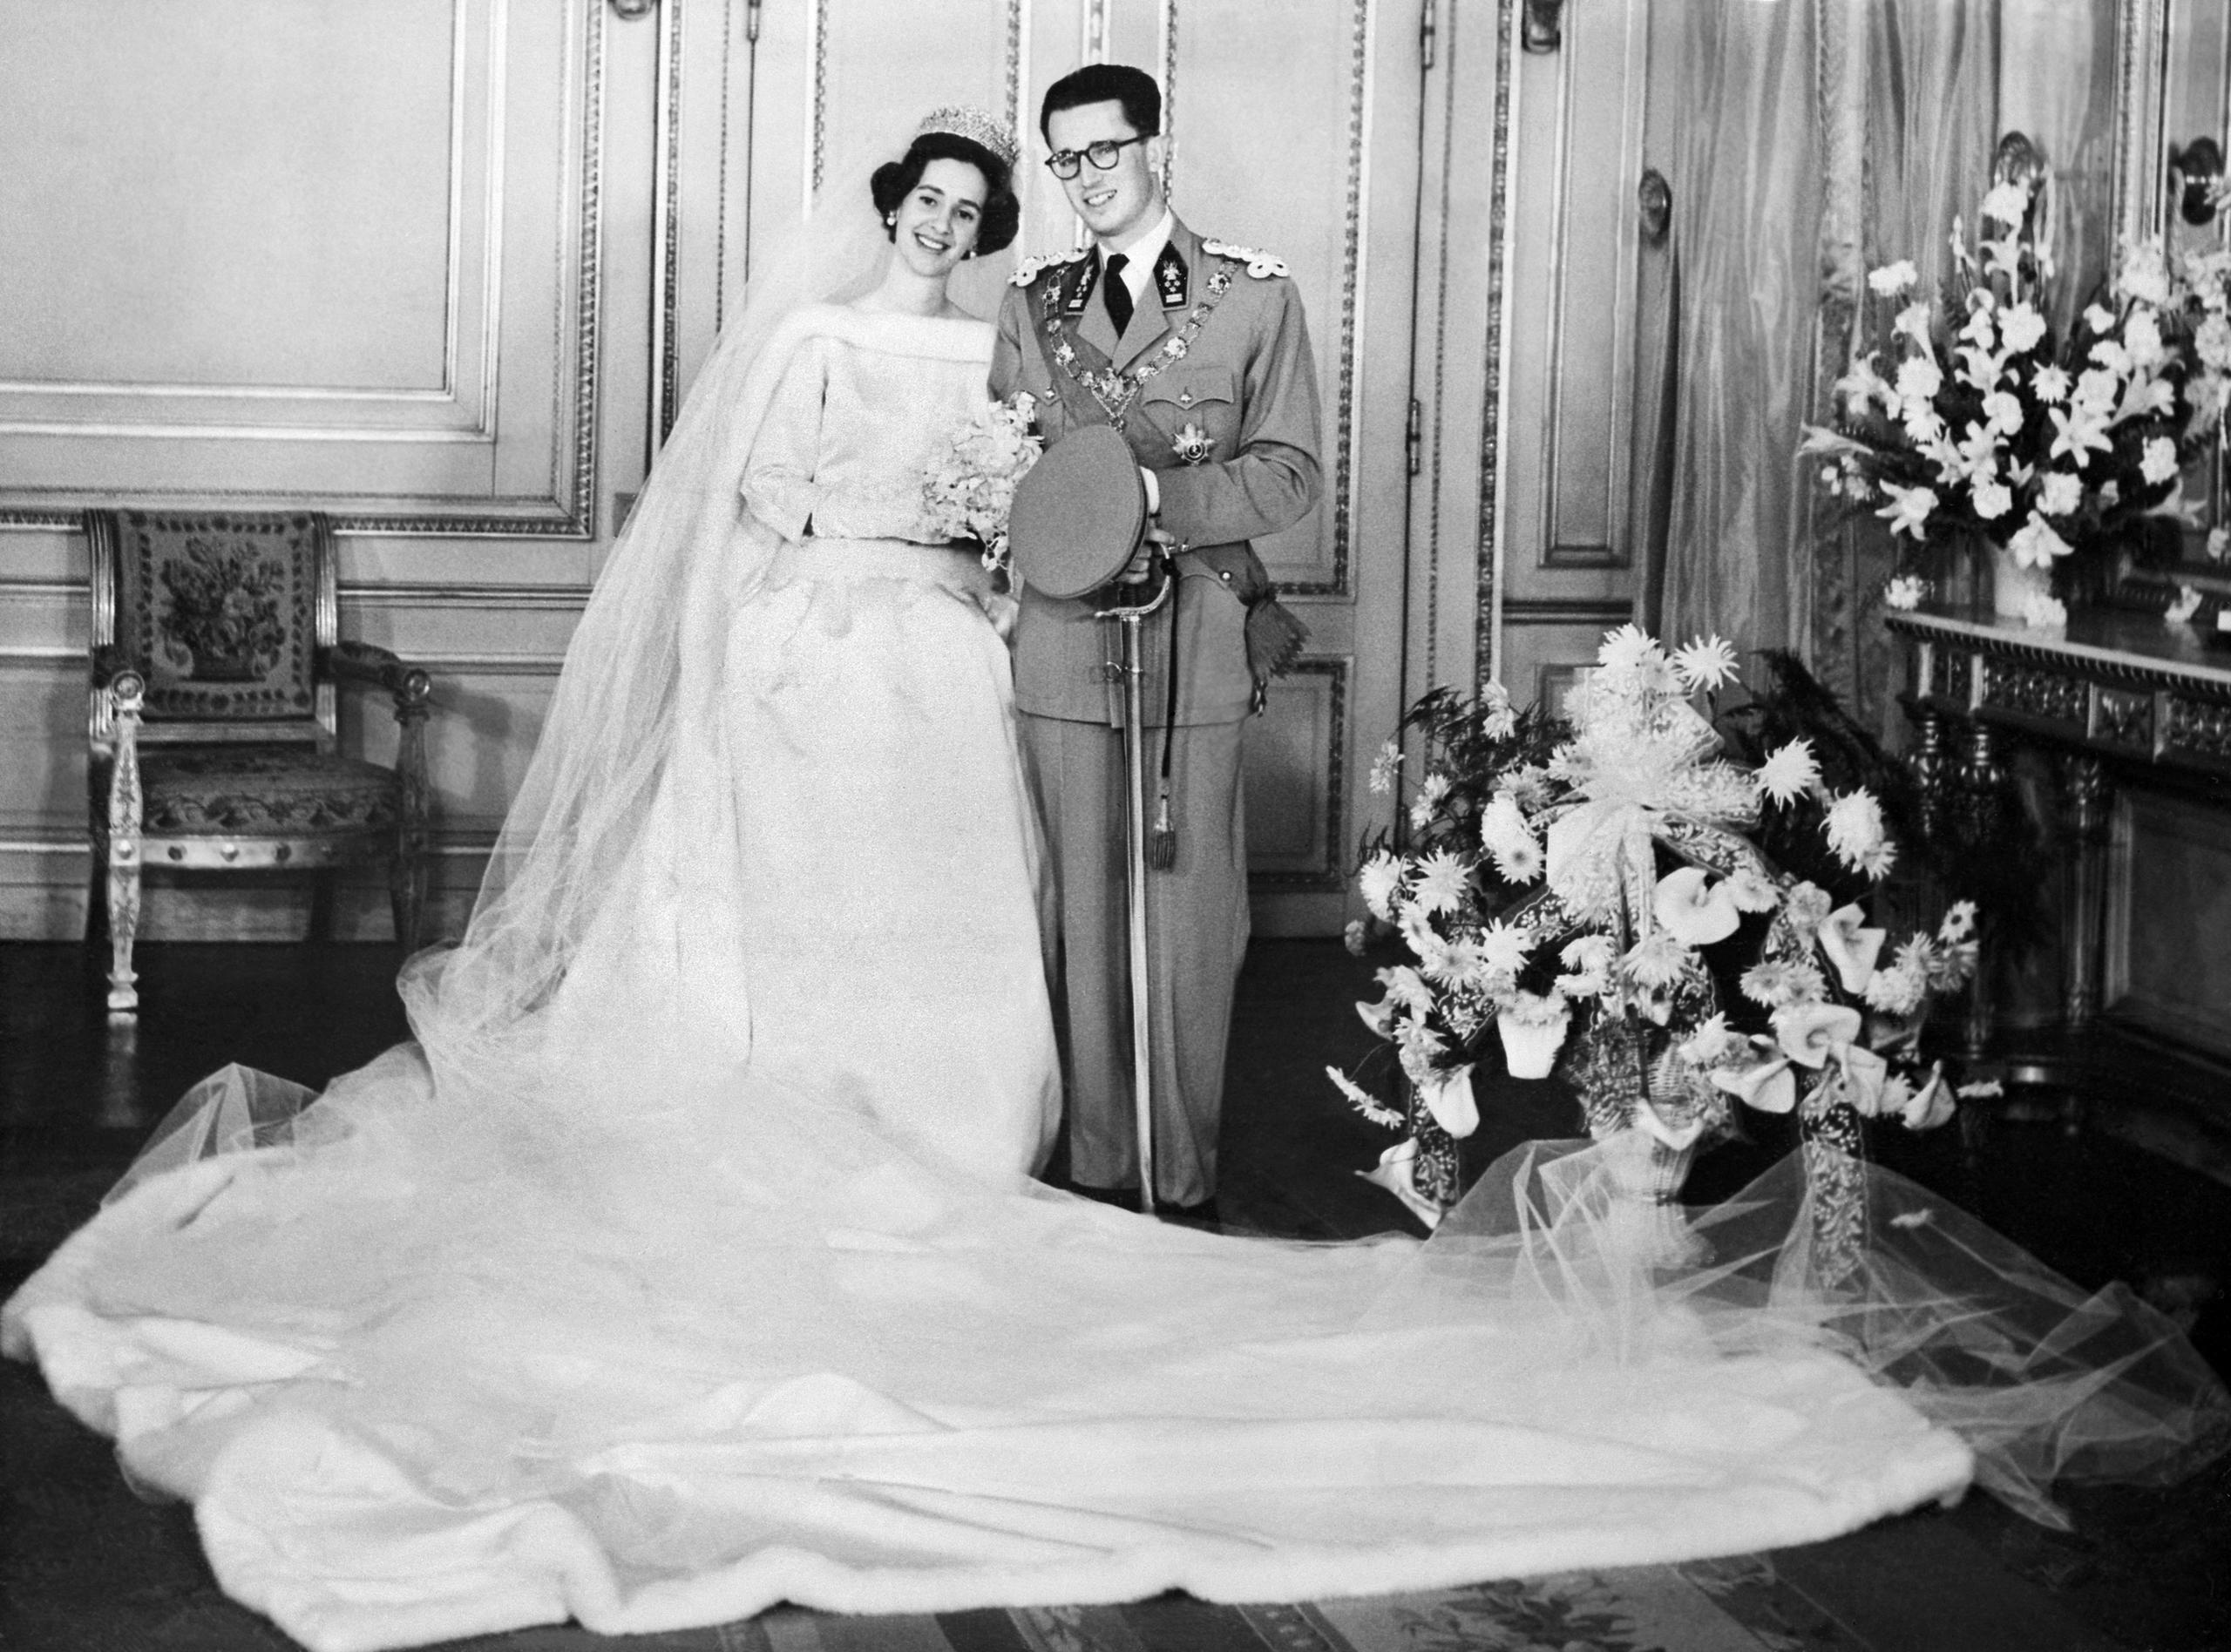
[1171,421,1214,465]
[1008,251,1075,288]
[1153,243,1190,309]
[1039,256,1239,431]
[1200,239,1289,280]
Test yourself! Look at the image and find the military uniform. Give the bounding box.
[991,217,1322,1206]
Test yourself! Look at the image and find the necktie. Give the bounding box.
[1103,253,1134,337]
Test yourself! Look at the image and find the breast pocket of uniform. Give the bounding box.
[1141,367,1239,463]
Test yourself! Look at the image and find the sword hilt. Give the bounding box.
[1095,561,1175,622]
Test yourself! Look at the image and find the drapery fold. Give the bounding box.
[1640,1,2112,729]
[1655,0,1821,661]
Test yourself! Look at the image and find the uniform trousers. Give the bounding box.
[1019,712,1250,1207]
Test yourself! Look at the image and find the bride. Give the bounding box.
[6,108,2226,1652]
[484,106,1060,1187]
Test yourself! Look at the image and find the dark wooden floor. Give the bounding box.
[3,939,2229,1651]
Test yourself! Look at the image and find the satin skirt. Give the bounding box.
[726,536,1059,1181]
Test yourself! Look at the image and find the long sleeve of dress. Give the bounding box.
[741,337,829,543]
[741,329,962,545]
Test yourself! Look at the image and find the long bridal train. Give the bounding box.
[6,1042,2224,1652]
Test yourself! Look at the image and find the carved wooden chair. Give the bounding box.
[85,508,435,1012]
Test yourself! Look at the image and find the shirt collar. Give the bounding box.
[1100,206,1175,278]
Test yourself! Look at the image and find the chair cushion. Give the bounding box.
[139,748,400,836]
[113,511,319,721]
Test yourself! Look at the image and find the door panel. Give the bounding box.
[0,0,606,536]
[1493,0,1651,690]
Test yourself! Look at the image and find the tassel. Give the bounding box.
[1147,784,1177,870]
[1244,597,1311,685]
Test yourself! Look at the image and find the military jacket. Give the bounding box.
[991,217,1322,727]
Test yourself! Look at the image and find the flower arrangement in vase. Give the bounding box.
[1802,173,2231,627]
[1333,626,1980,1270]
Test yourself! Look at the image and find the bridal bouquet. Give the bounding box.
[1333,626,1978,1247]
[1802,173,2231,615]
[922,392,1042,579]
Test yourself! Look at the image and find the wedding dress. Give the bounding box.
[7,144,2227,1652]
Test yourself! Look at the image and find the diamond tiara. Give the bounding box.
[916,105,1019,169]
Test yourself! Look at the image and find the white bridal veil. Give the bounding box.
[401,147,905,1113]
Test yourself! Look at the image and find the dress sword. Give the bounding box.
[1099,563,1173,1215]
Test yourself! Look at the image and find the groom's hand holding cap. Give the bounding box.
[1008,423,1150,599]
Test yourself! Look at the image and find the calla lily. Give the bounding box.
[1709,1040,1798,1114]
[1899,1064,1956,1130]
[1360,1137,1443,1229]
[1832,1043,1890,1114]
[1633,1093,1711,1149]
[1818,903,1888,993]
[1773,1002,1864,1068]
[1418,1063,1478,1137]
[1653,865,1741,947]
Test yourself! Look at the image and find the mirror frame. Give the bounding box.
[2112,0,2231,593]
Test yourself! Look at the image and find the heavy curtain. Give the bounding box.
[1643,0,2113,730]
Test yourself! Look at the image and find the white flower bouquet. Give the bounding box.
[1802,172,2231,607]
[1334,626,1980,1240]
[921,392,1043,579]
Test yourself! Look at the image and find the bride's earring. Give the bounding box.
[884,213,897,227]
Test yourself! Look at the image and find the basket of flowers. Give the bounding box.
[1333,626,1982,1276]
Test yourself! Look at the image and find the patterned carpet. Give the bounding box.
[712,1567,1873,1652]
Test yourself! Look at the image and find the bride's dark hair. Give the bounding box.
[870,132,1021,256]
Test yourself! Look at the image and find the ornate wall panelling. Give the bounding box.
[738,0,1027,275]
[0,0,607,536]
[1402,0,1516,701]
[0,0,661,938]
[1489,0,1651,713]
[1146,0,1422,930]
[1,1,1468,941]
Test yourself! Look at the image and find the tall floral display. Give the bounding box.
[1802,174,2231,625]
[1334,628,1977,1274]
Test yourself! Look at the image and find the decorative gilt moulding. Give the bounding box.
[1887,609,2231,775]
[0,0,607,540]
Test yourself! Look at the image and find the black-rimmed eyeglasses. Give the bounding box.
[1044,133,1155,179]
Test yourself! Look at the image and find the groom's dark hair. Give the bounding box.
[1039,64,1161,143]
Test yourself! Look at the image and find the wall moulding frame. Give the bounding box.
[0,0,611,542]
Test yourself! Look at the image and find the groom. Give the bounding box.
[993,64,1322,1216]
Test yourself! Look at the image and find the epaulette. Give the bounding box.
[1201,239,1290,280]
[1008,252,1077,288]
